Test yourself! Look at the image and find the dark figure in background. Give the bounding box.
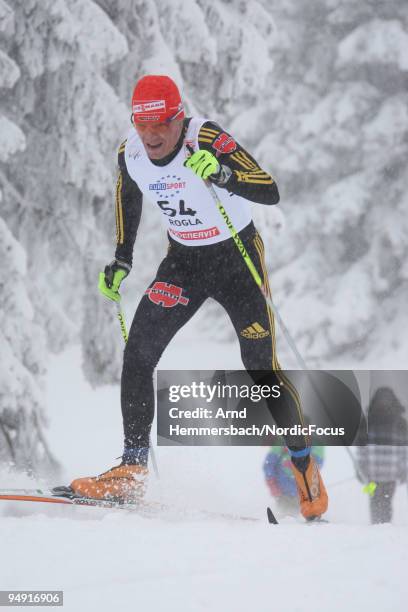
[357,387,407,524]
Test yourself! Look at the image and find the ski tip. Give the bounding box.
[267,506,279,525]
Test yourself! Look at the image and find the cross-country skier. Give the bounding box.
[264,445,325,517]
[356,387,407,524]
[70,75,328,519]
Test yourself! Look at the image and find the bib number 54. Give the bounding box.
[157,200,196,217]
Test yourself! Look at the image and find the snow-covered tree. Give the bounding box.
[0,215,59,472]
[250,0,408,367]
[0,0,129,467]
[0,0,56,472]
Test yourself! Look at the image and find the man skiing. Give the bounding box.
[70,75,328,519]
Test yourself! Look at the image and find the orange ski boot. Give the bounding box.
[290,451,328,520]
[70,463,148,502]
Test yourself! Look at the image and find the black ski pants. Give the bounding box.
[369,482,396,524]
[121,222,306,454]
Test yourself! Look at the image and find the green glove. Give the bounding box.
[184,149,220,180]
[98,259,131,302]
[362,481,377,497]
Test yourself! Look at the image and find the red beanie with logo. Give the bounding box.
[131,75,184,123]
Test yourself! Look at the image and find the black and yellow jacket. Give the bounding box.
[114,119,279,266]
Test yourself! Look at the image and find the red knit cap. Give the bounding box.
[131,75,184,123]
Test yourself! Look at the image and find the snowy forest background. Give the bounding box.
[0,0,407,472]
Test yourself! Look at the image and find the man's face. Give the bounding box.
[134,119,184,159]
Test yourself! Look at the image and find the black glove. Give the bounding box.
[209,164,233,186]
[104,259,131,289]
[98,259,131,301]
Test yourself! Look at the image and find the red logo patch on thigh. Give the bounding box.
[145,282,190,308]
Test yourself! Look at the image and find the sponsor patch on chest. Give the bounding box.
[149,174,187,197]
[169,227,220,241]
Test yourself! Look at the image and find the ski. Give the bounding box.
[0,488,259,523]
[0,489,73,505]
[267,506,279,524]
[266,506,329,525]
[0,488,151,510]
[0,489,330,524]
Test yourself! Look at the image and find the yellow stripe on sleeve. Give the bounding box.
[199,127,219,137]
[230,152,254,170]
[115,172,124,244]
[235,151,258,170]
[235,170,273,184]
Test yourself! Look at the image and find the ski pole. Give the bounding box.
[113,301,160,479]
[184,146,306,367]
[327,476,357,489]
[204,179,363,476]
[115,300,128,343]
